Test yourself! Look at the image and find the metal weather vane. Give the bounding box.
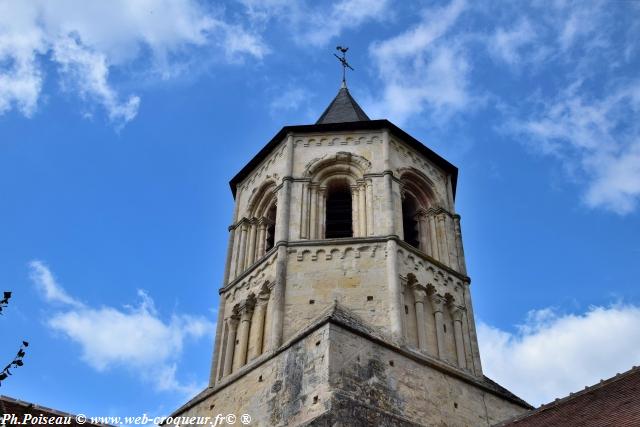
[334,46,354,87]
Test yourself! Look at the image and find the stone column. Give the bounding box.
[237,221,249,273]
[246,220,258,267]
[256,219,267,258]
[428,213,439,261]
[223,227,236,285]
[436,213,449,265]
[264,283,276,352]
[453,215,467,275]
[229,226,241,280]
[233,301,254,371]
[318,187,326,239]
[451,306,467,369]
[210,293,227,386]
[270,245,287,350]
[400,280,407,341]
[309,185,318,239]
[351,185,359,237]
[415,210,431,256]
[301,183,309,239]
[430,294,446,360]
[247,293,269,361]
[382,129,395,236]
[386,240,404,343]
[268,136,293,352]
[462,283,483,376]
[216,321,228,381]
[366,180,374,236]
[358,181,367,237]
[412,287,428,353]
[222,314,239,377]
[445,215,458,270]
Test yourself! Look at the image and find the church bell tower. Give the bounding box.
[170,73,531,425]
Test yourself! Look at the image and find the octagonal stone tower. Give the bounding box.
[170,86,531,426]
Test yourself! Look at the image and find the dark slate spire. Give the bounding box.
[316,86,371,124]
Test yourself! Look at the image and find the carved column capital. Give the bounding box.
[429,293,445,313]
[414,208,429,221]
[412,286,427,303]
[256,292,270,307]
[226,313,240,329]
[450,305,465,322]
[239,296,256,320]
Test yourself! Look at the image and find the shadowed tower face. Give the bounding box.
[170,83,531,426]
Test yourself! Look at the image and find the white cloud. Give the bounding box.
[270,87,307,113]
[488,20,538,66]
[506,80,640,214]
[479,304,640,407]
[0,0,266,126]
[29,261,214,394]
[367,0,473,124]
[302,0,390,47]
[239,0,389,47]
[29,260,83,308]
[52,35,140,128]
[555,3,605,53]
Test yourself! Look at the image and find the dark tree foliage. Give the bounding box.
[0,291,29,386]
[0,291,11,314]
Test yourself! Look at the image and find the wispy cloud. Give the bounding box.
[505,80,640,214]
[487,19,541,66]
[0,0,266,127]
[239,0,390,47]
[366,0,473,125]
[479,304,640,407]
[53,35,140,128]
[29,260,83,308]
[28,260,214,395]
[269,87,307,114]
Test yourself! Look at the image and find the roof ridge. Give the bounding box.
[495,364,640,426]
[538,365,640,411]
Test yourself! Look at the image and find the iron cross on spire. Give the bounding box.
[334,46,354,87]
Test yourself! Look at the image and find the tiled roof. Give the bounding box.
[316,86,370,124]
[496,365,640,427]
[0,395,112,427]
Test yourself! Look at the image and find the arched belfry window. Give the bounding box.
[301,151,372,240]
[402,193,420,248]
[400,170,438,257]
[325,179,353,239]
[231,181,278,279]
[265,203,277,252]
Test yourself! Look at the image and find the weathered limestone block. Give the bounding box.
[170,306,530,426]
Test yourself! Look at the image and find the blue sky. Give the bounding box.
[1,0,639,417]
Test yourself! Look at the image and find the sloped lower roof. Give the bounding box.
[316,86,370,124]
[496,366,640,427]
